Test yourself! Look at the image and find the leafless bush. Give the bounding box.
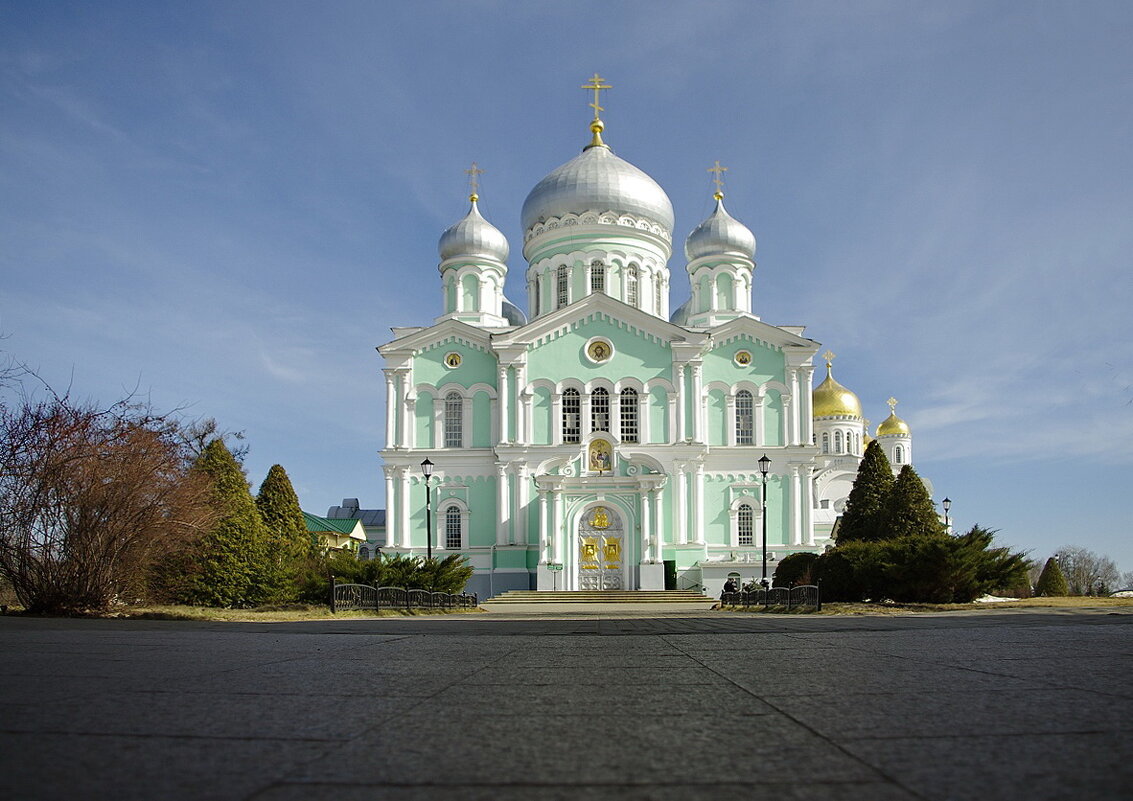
[0,393,217,613]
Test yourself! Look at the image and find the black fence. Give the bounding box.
[720,583,821,611]
[331,579,479,613]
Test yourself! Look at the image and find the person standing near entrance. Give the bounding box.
[722,577,738,600]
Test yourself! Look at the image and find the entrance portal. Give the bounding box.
[578,505,624,590]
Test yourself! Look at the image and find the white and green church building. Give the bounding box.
[374,91,917,599]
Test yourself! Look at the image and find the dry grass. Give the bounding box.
[68,603,485,622]
[723,596,1133,615]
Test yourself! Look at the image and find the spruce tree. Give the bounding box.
[1034,556,1069,597]
[837,440,895,543]
[185,439,272,607]
[883,464,945,540]
[257,464,310,556]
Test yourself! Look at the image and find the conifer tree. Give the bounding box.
[883,464,945,540]
[184,439,272,607]
[1034,556,1069,597]
[256,464,310,557]
[837,440,895,542]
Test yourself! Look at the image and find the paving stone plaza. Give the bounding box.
[1,607,1130,800]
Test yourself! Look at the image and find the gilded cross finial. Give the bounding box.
[708,160,728,200]
[823,350,836,368]
[887,397,899,413]
[582,72,612,121]
[464,162,484,202]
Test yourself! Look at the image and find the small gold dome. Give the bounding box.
[876,413,910,437]
[812,360,863,419]
[876,397,910,437]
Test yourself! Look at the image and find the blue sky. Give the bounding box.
[3,1,1131,573]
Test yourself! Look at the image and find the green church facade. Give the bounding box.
[376,84,918,598]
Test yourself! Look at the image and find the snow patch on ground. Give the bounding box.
[975,595,1014,603]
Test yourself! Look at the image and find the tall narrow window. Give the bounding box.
[619,388,639,443]
[445,506,461,549]
[654,275,663,314]
[738,503,754,546]
[562,388,581,443]
[736,390,754,445]
[591,387,610,432]
[444,392,463,448]
[626,264,639,307]
[557,265,569,308]
[822,432,830,454]
[895,445,904,465]
[533,274,541,316]
[590,260,605,293]
[835,431,843,453]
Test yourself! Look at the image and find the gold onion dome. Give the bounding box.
[876,397,910,436]
[812,360,863,419]
[438,196,510,263]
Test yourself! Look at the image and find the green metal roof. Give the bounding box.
[303,511,362,536]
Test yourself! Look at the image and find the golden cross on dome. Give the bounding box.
[582,72,612,121]
[708,160,728,199]
[823,350,836,367]
[887,397,899,413]
[464,162,484,202]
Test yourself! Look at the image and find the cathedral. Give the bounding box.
[376,77,916,599]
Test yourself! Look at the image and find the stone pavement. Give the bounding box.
[1,607,1130,800]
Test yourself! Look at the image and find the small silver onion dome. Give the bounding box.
[501,297,527,326]
[685,196,755,261]
[521,146,674,234]
[438,198,509,263]
[669,298,692,326]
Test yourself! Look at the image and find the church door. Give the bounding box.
[577,505,624,590]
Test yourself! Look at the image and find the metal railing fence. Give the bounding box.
[720,583,821,611]
[331,579,478,613]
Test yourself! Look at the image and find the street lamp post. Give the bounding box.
[758,454,771,589]
[942,497,952,532]
[421,458,434,561]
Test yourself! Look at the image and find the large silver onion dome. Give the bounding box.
[521,145,674,234]
[685,196,755,261]
[438,198,510,263]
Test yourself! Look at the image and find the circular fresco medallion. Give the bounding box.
[443,352,462,369]
[734,350,752,367]
[586,339,613,363]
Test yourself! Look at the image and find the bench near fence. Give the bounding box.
[330,579,479,613]
[720,583,821,611]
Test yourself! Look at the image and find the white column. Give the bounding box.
[639,391,651,444]
[690,364,704,444]
[802,464,815,546]
[431,396,442,449]
[801,366,815,446]
[384,467,395,548]
[538,489,550,562]
[788,366,801,446]
[516,464,529,545]
[515,365,528,445]
[551,490,563,564]
[789,464,802,546]
[384,372,397,449]
[676,465,688,545]
[397,373,411,448]
[552,393,563,444]
[641,488,652,562]
[581,392,592,438]
[676,365,687,441]
[398,468,411,548]
[781,395,792,448]
[461,397,473,447]
[653,487,664,559]
[725,394,737,447]
[755,395,766,447]
[497,366,510,443]
[693,462,705,544]
[496,464,509,546]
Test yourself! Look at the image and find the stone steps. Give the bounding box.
[486,590,711,604]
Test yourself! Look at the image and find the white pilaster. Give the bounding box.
[676,465,688,545]
[639,391,651,444]
[788,367,801,446]
[383,467,395,548]
[802,463,815,546]
[552,393,563,444]
[693,462,705,544]
[496,464,509,546]
[676,365,687,441]
[398,467,411,548]
[538,490,550,562]
[551,489,563,564]
[515,463,529,545]
[789,464,802,546]
[755,394,766,447]
[515,364,528,445]
[691,363,704,444]
[384,372,396,449]
[653,487,663,558]
[725,394,737,447]
[497,367,510,443]
[641,488,652,562]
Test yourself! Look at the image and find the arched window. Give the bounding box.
[835,431,843,453]
[556,264,569,308]
[822,432,830,454]
[444,506,462,550]
[562,388,581,443]
[895,445,904,465]
[738,503,754,546]
[591,387,610,432]
[619,388,638,443]
[736,390,754,445]
[590,260,605,293]
[444,392,463,448]
[626,264,639,307]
